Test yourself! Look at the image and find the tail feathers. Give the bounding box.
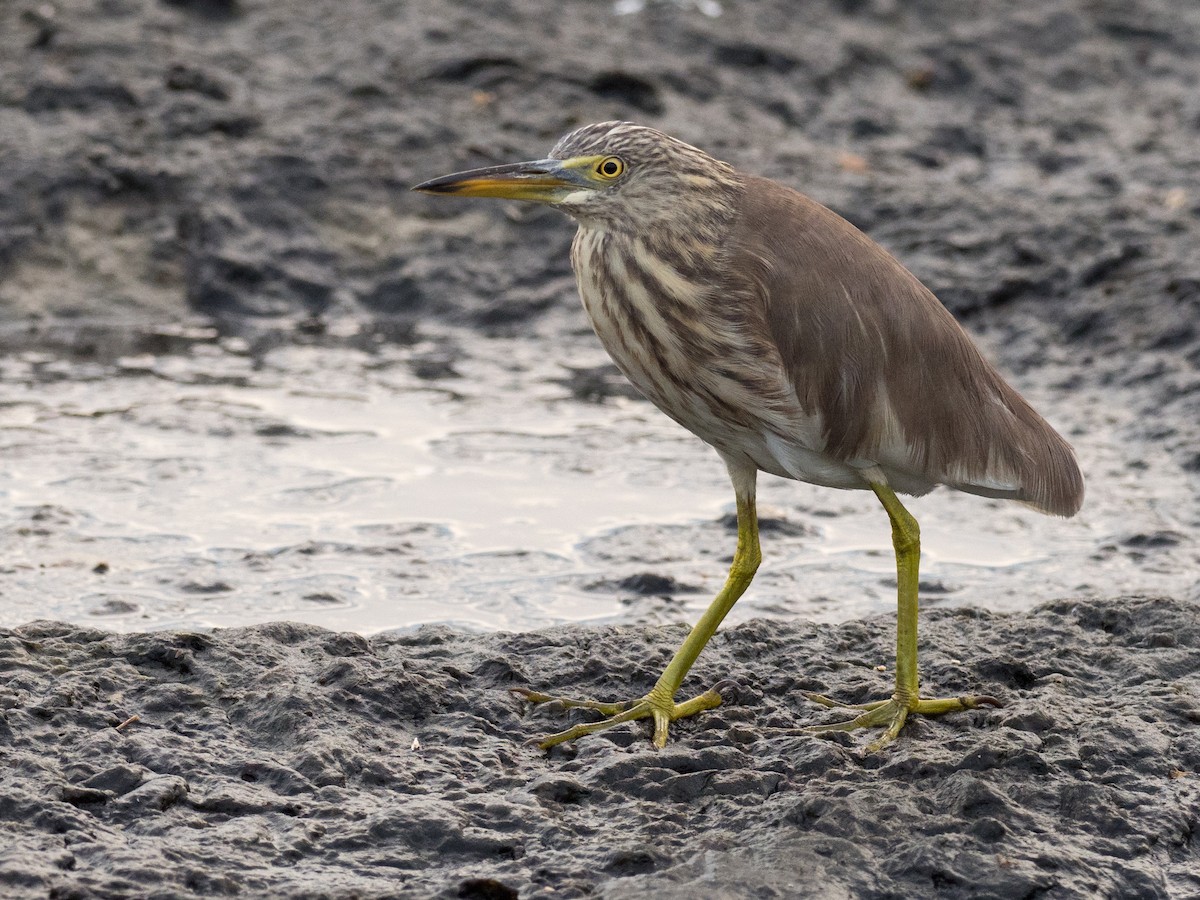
[950,429,1084,517]
[1019,431,1084,517]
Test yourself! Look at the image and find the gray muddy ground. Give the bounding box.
[1,0,1199,896]
[2,598,1198,898]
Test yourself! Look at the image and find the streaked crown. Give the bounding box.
[549,122,740,234]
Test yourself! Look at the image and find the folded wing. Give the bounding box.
[727,176,1083,516]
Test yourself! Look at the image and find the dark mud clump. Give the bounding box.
[2,597,1198,898]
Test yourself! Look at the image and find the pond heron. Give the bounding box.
[414,122,1083,751]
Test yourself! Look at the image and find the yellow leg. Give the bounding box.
[803,481,1000,751]
[513,478,761,749]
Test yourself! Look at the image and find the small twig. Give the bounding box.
[114,714,140,732]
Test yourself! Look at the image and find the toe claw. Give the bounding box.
[711,678,741,704]
[510,687,548,703]
[652,710,671,748]
[802,691,855,709]
[968,694,1004,709]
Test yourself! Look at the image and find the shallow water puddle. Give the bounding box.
[0,326,1192,633]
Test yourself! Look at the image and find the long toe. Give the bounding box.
[513,684,728,750]
[803,692,999,751]
[509,688,633,717]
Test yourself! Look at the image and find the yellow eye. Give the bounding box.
[596,156,624,179]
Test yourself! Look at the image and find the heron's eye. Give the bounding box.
[595,157,625,179]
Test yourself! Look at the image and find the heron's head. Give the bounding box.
[413,122,739,233]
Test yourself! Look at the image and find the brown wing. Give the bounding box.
[726,175,1083,516]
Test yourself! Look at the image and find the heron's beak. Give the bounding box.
[411,158,590,204]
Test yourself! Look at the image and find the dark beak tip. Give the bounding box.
[410,178,448,194]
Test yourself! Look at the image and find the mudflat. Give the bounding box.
[1,0,1198,896]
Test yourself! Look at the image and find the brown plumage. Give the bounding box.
[531,122,1083,517]
[726,176,1083,515]
[413,122,1083,751]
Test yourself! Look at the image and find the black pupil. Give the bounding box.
[602,160,619,175]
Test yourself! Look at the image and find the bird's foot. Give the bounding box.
[511,682,731,750]
[802,691,1002,752]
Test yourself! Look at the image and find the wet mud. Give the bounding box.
[1,0,1199,896]
[2,598,1199,898]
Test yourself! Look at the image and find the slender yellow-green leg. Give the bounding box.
[513,468,761,749]
[804,475,1000,750]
